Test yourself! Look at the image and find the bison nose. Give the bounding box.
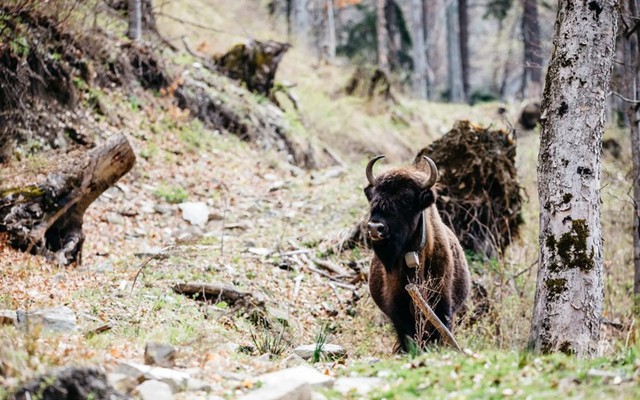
[367,221,387,241]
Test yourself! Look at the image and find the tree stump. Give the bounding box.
[0,133,135,265]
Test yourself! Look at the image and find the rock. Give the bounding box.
[253,366,333,389]
[333,377,382,396]
[279,353,308,369]
[154,203,173,214]
[145,342,177,368]
[13,367,127,400]
[247,247,271,256]
[178,202,210,227]
[186,378,214,392]
[240,380,311,400]
[0,310,17,326]
[16,306,77,333]
[116,361,190,392]
[292,344,346,361]
[135,379,174,400]
[108,372,139,393]
[267,306,291,325]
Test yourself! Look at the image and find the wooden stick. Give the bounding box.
[406,284,466,354]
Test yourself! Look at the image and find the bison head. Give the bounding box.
[364,155,439,270]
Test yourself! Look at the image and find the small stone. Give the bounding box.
[0,310,17,326]
[333,377,382,396]
[106,214,126,225]
[240,380,311,400]
[145,342,177,368]
[247,247,271,256]
[16,306,77,333]
[107,373,139,393]
[253,366,333,389]
[154,203,173,214]
[292,344,346,361]
[179,202,210,227]
[255,353,272,362]
[135,379,173,400]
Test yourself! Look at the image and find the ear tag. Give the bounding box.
[405,252,420,269]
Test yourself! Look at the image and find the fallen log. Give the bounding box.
[0,133,135,265]
[173,282,266,306]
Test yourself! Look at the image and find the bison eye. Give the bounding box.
[364,186,374,202]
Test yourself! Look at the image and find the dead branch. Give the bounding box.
[406,284,466,354]
[173,282,265,306]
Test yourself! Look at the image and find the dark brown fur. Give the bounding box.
[365,163,470,352]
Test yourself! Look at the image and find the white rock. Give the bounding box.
[135,379,174,400]
[253,366,333,389]
[16,306,77,333]
[240,380,311,400]
[333,377,382,396]
[107,372,139,393]
[292,344,346,360]
[179,202,210,227]
[116,361,190,392]
[0,310,17,326]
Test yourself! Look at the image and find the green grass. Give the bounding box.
[325,347,640,399]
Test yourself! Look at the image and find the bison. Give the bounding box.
[364,155,471,351]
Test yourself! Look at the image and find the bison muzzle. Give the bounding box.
[364,155,470,351]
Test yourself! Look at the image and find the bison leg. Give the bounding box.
[429,297,453,343]
[389,300,417,352]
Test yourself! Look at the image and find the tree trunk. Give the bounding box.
[326,0,336,61]
[0,134,135,265]
[457,0,469,102]
[521,0,542,99]
[127,0,141,41]
[624,0,640,308]
[377,0,389,72]
[290,0,310,47]
[411,0,427,99]
[446,0,463,102]
[529,0,617,356]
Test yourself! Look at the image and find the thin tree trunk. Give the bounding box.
[326,0,336,61]
[411,0,427,98]
[529,0,617,356]
[127,0,141,41]
[446,0,463,102]
[458,0,469,102]
[521,0,542,98]
[290,0,309,46]
[377,0,389,71]
[625,0,640,308]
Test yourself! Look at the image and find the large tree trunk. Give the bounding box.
[457,0,469,102]
[290,0,310,47]
[411,0,427,99]
[521,0,542,99]
[446,0,463,102]
[0,134,135,265]
[624,0,640,308]
[529,0,617,355]
[377,0,389,72]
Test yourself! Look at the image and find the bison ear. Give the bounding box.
[420,187,436,209]
[364,186,374,202]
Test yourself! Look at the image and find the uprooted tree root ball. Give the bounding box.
[416,120,523,258]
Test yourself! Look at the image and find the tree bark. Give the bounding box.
[326,0,336,61]
[529,0,617,356]
[290,0,310,47]
[0,133,135,265]
[521,0,542,99]
[377,0,389,72]
[127,0,141,41]
[411,0,427,99]
[457,0,469,102]
[623,0,640,308]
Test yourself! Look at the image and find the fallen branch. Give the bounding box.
[173,282,265,306]
[308,255,351,276]
[406,284,466,354]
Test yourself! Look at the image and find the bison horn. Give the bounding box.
[366,155,385,185]
[423,156,439,187]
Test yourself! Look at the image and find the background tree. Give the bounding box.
[127,0,141,41]
[621,0,640,308]
[377,0,388,71]
[521,0,542,98]
[458,0,469,102]
[446,0,463,102]
[529,0,617,355]
[410,0,427,98]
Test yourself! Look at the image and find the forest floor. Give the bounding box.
[1,1,640,399]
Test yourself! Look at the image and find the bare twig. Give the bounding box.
[406,284,466,354]
[130,245,176,293]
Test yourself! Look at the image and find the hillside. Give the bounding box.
[0,1,638,399]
